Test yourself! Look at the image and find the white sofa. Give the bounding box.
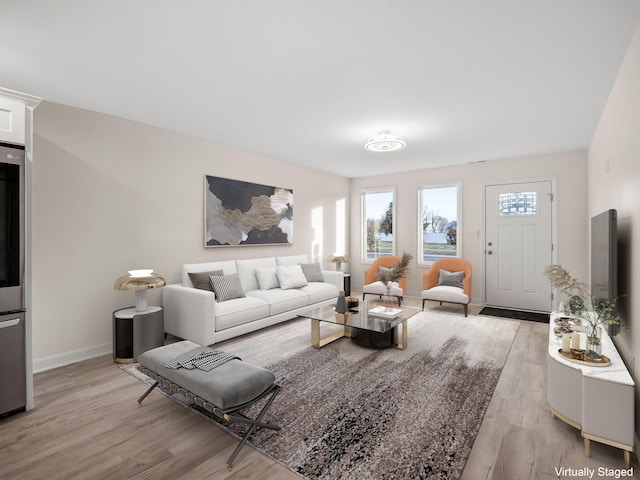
[163,254,342,346]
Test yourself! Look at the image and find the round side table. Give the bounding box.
[113,306,164,364]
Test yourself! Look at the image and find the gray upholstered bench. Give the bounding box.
[136,340,281,469]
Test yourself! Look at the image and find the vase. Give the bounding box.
[586,325,602,362]
[335,291,348,314]
[384,281,393,311]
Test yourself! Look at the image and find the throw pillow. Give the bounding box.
[299,263,324,282]
[255,267,280,290]
[437,269,464,288]
[276,265,308,289]
[209,273,245,302]
[378,266,393,282]
[188,269,223,291]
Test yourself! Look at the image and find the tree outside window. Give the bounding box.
[361,188,395,260]
[419,184,460,263]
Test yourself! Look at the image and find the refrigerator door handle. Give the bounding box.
[0,317,21,328]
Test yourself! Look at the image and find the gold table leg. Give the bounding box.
[310,319,347,348]
[395,320,408,350]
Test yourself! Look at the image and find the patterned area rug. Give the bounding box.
[124,311,519,479]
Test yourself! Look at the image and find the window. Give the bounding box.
[498,192,537,216]
[419,183,460,263]
[361,187,396,261]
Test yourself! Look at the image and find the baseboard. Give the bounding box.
[33,342,112,373]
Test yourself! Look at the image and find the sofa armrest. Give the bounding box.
[162,284,217,346]
[321,270,344,291]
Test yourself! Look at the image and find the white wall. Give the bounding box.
[32,102,349,371]
[588,20,640,425]
[348,151,589,303]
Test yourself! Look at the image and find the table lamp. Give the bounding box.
[328,255,349,271]
[114,269,166,312]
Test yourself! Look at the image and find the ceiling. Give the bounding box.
[3,1,640,178]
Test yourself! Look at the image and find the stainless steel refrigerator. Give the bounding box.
[0,142,26,416]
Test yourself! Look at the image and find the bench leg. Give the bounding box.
[225,384,281,469]
[137,381,159,404]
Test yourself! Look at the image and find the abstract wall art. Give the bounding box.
[204,175,293,247]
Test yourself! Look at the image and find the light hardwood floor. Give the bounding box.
[0,299,636,480]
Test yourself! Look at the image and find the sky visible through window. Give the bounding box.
[422,186,457,223]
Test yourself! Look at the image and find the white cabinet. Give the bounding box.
[0,88,40,146]
[0,96,26,145]
[547,312,635,467]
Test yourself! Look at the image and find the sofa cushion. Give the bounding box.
[246,288,308,315]
[299,263,324,282]
[276,265,308,289]
[255,267,280,290]
[276,254,309,266]
[182,261,237,287]
[362,281,403,297]
[422,285,469,304]
[215,296,270,331]
[236,257,277,293]
[438,269,464,288]
[210,273,245,302]
[188,270,223,291]
[299,282,339,304]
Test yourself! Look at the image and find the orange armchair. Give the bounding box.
[421,258,472,316]
[362,256,407,306]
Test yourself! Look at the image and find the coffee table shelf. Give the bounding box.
[301,301,419,350]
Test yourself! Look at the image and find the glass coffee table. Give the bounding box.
[301,301,420,350]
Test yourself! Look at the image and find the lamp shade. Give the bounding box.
[114,271,166,311]
[328,255,349,271]
[328,255,349,264]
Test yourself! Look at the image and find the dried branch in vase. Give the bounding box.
[376,252,413,283]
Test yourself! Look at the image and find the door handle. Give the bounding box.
[0,318,21,328]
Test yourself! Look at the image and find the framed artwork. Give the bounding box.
[204,175,293,247]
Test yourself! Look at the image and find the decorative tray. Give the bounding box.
[557,349,611,367]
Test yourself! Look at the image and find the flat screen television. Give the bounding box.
[590,209,618,335]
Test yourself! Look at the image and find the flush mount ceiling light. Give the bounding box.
[364,130,406,152]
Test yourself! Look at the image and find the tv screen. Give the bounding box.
[591,209,618,335]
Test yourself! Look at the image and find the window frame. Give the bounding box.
[417,182,462,266]
[360,186,397,263]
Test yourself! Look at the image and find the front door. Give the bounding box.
[485,181,553,312]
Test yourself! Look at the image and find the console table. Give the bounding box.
[547,312,635,467]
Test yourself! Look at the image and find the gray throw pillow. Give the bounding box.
[299,263,324,282]
[377,266,393,282]
[437,269,464,288]
[209,273,245,302]
[188,269,223,291]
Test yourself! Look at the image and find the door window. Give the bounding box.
[498,192,537,216]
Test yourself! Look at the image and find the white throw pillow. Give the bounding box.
[255,267,280,290]
[276,265,308,289]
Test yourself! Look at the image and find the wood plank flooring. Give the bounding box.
[0,299,635,479]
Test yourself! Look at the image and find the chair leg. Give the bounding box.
[464,304,468,317]
[397,296,402,307]
[422,299,425,311]
[362,293,366,301]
